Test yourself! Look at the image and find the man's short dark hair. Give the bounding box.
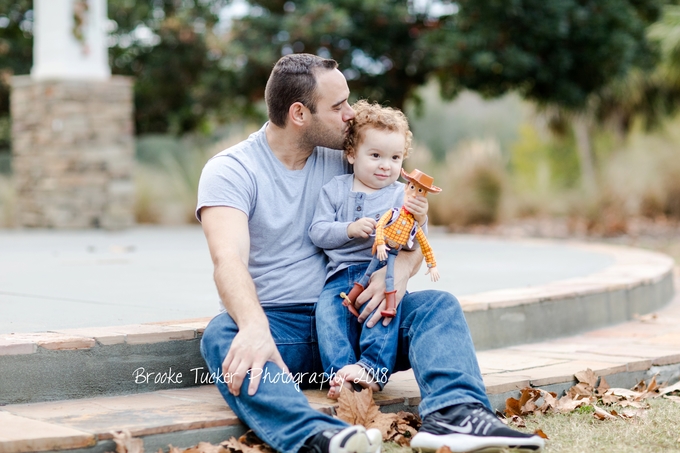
[265,53,338,128]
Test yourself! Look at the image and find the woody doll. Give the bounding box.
[342,168,441,317]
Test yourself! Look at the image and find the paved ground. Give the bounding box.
[0,226,615,334]
[1,277,678,453]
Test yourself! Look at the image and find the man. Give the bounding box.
[197,53,544,453]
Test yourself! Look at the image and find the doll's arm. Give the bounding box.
[415,227,439,282]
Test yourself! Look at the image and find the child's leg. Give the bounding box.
[356,304,401,391]
[315,268,361,389]
[327,364,381,398]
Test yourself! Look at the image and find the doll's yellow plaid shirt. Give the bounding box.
[374,208,437,268]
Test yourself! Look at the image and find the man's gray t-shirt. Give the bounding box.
[309,174,405,279]
[196,124,349,306]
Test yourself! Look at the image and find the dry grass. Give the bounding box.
[383,398,680,453]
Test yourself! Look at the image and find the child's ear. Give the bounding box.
[346,152,356,164]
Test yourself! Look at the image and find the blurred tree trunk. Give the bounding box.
[572,115,597,193]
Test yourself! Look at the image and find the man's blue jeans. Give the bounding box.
[316,263,401,388]
[200,291,490,453]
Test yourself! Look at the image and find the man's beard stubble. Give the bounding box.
[301,115,346,151]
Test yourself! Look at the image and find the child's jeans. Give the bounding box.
[315,262,401,389]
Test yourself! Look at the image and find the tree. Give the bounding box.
[0,0,234,138]
[108,0,232,134]
[220,0,441,112]
[423,0,664,190]
[0,0,32,151]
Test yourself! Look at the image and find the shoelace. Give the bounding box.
[459,407,504,436]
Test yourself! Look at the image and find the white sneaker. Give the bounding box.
[304,425,382,453]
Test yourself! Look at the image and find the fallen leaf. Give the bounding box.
[619,408,646,419]
[596,376,611,395]
[618,400,648,409]
[505,396,522,417]
[181,443,228,453]
[537,390,558,414]
[435,447,452,453]
[336,388,382,427]
[555,395,587,413]
[632,380,647,393]
[634,313,658,322]
[575,369,598,388]
[600,394,620,405]
[659,380,680,396]
[509,415,526,427]
[645,375,660,394]
[221,437,264,453]
[592,405,617,421]
[606,388,640,398]
[384,411,421,446]
[534,429,549,439]
[111,430,144,453]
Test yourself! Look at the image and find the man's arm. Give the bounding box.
[201,206,288,396]
[356,247,423,327]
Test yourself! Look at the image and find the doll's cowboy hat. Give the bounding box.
[401,168,442,193]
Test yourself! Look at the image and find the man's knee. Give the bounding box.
[200,313,237,362]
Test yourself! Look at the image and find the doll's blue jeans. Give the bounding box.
[316,262,400,390]
[200,289,490,453]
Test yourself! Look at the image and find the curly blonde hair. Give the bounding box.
[344,100,413,159]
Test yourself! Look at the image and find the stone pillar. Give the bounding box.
[10,0,135,229]
[11,76,134,229]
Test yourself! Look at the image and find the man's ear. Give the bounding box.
[288,102,308,127]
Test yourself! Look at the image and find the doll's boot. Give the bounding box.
[339,283,365,317]
[345,282,365,304]
[381,290,397,318]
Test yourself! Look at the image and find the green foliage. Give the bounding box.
[0,0,32,152]
[405,83,525,161]
[510,123,580,191]
[0,0,670,141]
[108,0,242,134]
[426,0,664,110]
[576,404,595,414]
[223,0,437,111]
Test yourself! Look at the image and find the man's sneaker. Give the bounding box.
[302,425,382,453]
[410,403,544,452]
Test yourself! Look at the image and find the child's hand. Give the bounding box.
[404,196,428,225]
[347,217,377,239]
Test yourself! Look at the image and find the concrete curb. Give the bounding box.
[461,241,675,349]
[0,240,674,405]
[1,280,679,453]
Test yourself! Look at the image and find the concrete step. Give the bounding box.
[0,242,674,406]
[2,288,680,453]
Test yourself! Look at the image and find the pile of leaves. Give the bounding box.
[111,372,680,453]
[111,387,420,453]
[504,368,680,427]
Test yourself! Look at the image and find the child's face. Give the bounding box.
[347,128,405,192]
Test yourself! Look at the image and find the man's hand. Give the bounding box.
[404,196,428,225]
[222,325,289,396]
[348,217,377,239]
[355,266,408,328]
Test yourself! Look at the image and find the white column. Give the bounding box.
[31,0,110,80]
